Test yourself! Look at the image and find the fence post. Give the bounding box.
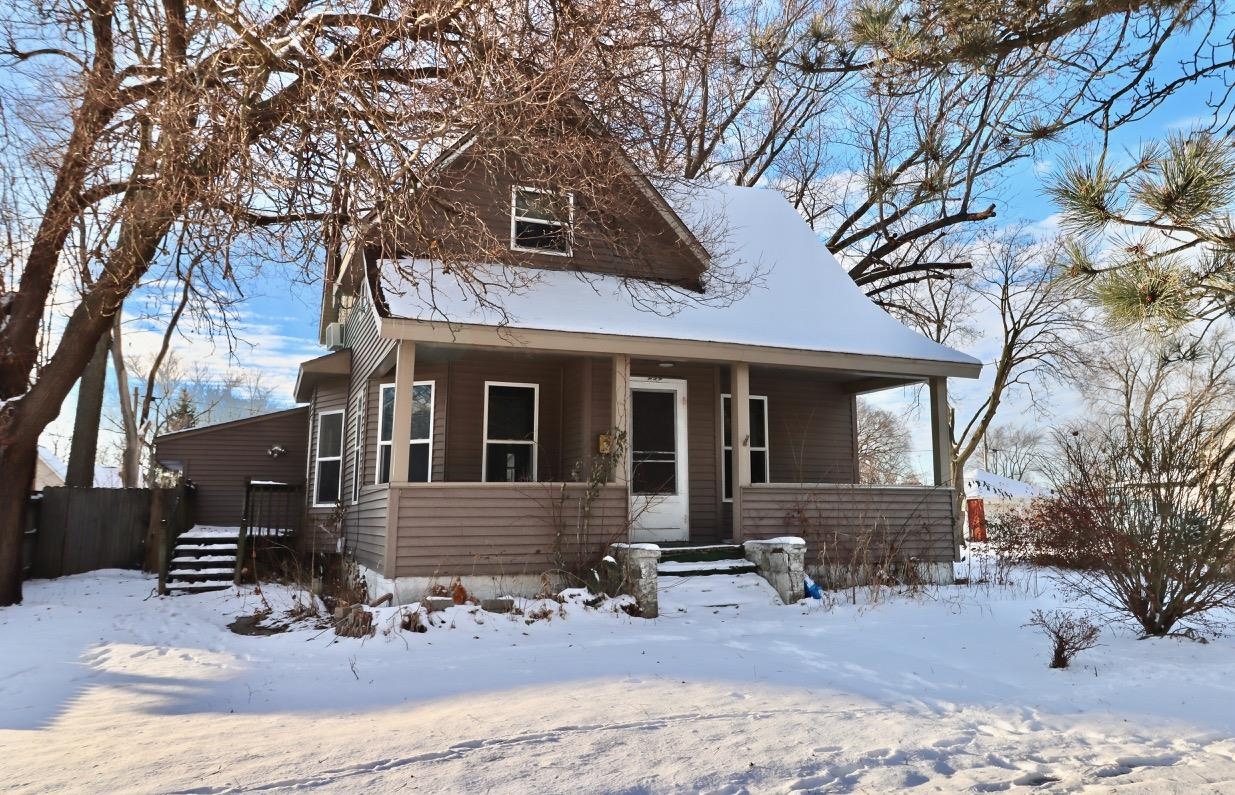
[235,482,252,585]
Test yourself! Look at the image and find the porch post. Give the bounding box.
[928,376,951,487]
[385,341,416,580]
[929,375,962,560]
[731,362,751,543]
[390,341,416,485]
[612,354,630,487]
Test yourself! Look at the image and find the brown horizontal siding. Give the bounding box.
[398,147,704,287]
[154,407,309,527]
[342,287,396,544]
[742,484,956,564]
[391,483,628,578]
[346,485,389,571]
[441,353,567,482]
[750,368,857,484]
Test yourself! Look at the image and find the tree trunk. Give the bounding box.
[0,425,39,604]
[66,330,111,487]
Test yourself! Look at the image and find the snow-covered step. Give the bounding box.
[165,525,240,595]
[169,568,235,577]
[172,555,235,565]
[175,544,238,555]
[657,558,758,577]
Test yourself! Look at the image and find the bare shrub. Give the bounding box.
[1050,420,1235,638]
[986,498,1102,570]
[789,490,930,604]
[1026,609,1101,669]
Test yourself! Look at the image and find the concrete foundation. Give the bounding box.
[358,566,565,605]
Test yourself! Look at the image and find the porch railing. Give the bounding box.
[235,480,303,583]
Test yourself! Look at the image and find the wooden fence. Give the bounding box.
[32,487,151,578]
[30,484,195,580]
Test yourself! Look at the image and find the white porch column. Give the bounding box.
[390,341,416,485]
[731,362,751,543]
[612,353,631,486]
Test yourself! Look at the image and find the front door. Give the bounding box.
[629,377,689,542]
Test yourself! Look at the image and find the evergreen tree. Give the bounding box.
[163,389,198,433]
[1049,132,1235,332]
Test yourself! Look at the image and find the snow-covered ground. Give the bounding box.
[3,569,1235,794]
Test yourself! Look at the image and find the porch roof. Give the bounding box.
[376,185,981,379]
[293,349,352,403]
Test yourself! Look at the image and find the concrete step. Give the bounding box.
[658,544,745,565]
[658,558,758,577]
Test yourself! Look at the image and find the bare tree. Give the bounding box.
[982,424,1045,481]
[855,401,918,485]
[893,229,1091,509]
[1042,331,1235,637]
[0,0,712,604]
[638,0,1233,296]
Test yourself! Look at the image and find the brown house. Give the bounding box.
[284,146,981,600]
[158,145,980,600]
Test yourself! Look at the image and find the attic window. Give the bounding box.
[511,187,572,256]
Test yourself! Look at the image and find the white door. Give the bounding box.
[629,377,689,542]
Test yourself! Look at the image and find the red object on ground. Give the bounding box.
[967,498,988,543]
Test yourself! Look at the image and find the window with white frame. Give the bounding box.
[376,382,435,484]
[722,394,769,500]
[314,410,345,506]
[351,393,365,502]
[483,382,538,482]
[511,187,572,255]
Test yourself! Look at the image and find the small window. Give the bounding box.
[722,394,769,501]
[376,382,435,484]
[511,188,572,255]
[314,410,345,506]
[484,382,538,482]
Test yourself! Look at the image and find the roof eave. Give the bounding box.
[378,315,982,380]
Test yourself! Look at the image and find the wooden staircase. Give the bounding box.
[166,527,239,594]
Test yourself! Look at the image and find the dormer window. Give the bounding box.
[511,187,572,256]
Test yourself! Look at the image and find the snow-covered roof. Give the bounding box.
[377,184,980,374]
[964,469,1050,501]
[38,446,67,480]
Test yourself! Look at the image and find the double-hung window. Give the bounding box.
[376,382,435,484]
[722,394,769,501]
[483,382,538,482]
[511,187,572,255]
[314,410,345,506]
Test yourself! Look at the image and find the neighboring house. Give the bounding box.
[962,469,1050,541]
[34,447,67,490]
[158,144,981,600]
